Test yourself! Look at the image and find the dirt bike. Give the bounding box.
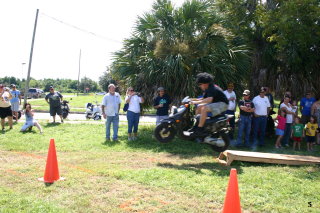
[154,97,233,152]
[61,100,70,119]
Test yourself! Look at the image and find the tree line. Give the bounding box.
[110,0,320,105]
[0,76,100,93]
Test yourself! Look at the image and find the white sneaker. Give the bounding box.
[128,137,132,141]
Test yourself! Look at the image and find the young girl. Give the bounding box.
[291,117,304,151]
[291,100,299,118]
[20,103,43,134]
[305,115,319,151]
[275,110,286,148]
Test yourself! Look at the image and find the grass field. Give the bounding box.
[28,93,157,114]
[1,122,320,212]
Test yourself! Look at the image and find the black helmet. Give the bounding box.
[196,72,214,84]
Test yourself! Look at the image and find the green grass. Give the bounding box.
[1,122,320,212]
[28,93,157,114]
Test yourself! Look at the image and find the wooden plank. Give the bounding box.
[218,150,320,166]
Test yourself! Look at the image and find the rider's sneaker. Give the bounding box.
[190,127,205,137]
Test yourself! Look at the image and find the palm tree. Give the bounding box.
[112,0,250,106]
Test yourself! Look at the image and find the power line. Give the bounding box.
[40,12,122,44]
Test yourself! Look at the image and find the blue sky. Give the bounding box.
[0,0,184,81]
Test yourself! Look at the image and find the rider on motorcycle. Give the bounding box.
[189,72,229,137]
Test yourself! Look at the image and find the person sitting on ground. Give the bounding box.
[291,117,304,151]
[154,87,171,125]
[274,110,286,149]
[189,72,228,137]
[20,103,43,134]
[305,115,319,151]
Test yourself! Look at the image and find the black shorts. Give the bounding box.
[50,106,62,116]
[0,106,12,119]
[306,136,316,143]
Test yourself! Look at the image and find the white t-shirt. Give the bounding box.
[101,92,121,116]
[0,91,11,108]
[125,95,142,113]
[223,90,236,111]
[252,96,270,116]
[280,103,294,124]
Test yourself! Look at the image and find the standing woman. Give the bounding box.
[0,84,13,132]
[125,87,144,140]
[280,95,295,147]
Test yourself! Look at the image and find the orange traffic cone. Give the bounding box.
[222,168,241,213]
[38,138,64,183]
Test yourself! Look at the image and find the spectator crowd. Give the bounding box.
[1,81,319,152]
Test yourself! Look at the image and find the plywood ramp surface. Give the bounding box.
[217,150,320,166]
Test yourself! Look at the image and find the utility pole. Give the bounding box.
[77,49,81,96]
[24,9,39,106]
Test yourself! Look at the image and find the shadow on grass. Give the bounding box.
[157,162,242,176]
[44,123,62,128]
[118,126,222,158]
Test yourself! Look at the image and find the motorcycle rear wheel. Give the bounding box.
[209,131,230,152]
[154,122,176,143]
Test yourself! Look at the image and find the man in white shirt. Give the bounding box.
[224,83,236,139]
[252,87,271,148]
[101,84,121,141]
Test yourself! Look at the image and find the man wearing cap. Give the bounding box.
[252,87,271,148]
[223,83,236,139]
[45,86,63,123]
[10,84,21,122]
[235,90,255,147]
[0,84,13,132]
[153,87,171,125]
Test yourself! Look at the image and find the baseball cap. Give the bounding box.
[157,87,165,91]
[11,84,16,88]
[243,90,250,95]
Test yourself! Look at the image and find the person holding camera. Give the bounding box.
[0,84,13,132]
[125,87,144,140]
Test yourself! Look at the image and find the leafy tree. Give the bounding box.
[99,69,117,92]
[79,77,99,92]
[112,0,250,105]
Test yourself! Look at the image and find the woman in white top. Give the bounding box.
[280,96,296,147]
[0,85,13,132]
[125,87,144,140]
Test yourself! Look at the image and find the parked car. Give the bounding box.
[27,88,45,99]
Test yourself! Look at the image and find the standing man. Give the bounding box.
[45,86,63,123]
[224,83,236,139]
[153,87,171,125]
[10,84,21,122]
[235,90,255,147]
[252,87,271,148]
[0,84,13,132]
[101,84,121,141]
[300,91,316,124]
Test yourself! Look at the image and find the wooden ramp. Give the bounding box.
[217,150,320,166]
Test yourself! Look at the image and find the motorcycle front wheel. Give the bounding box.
[209,131,230,152]
[154,122,176,143]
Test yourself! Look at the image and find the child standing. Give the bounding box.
[305,115,319,151]
[291,117,304,150]
[20,103,43,134]
[275,110,286,148]
[291,100,299,118]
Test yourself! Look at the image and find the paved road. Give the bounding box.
[20,112,156,123]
